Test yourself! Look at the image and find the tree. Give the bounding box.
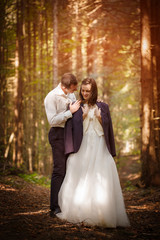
[53,0,58,86]
[14,0,25,167]
[0,0,7,167]
[140,0,160,186]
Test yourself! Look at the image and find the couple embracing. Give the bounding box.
[44,73,130,228]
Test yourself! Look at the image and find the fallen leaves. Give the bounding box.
[0,174,160,240]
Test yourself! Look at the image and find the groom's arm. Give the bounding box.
[44,93,72,127]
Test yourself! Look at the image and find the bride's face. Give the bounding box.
[81,84,92,101]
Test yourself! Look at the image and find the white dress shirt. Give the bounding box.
[44,83,76,128]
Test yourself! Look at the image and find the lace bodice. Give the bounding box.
[83,104,104,136]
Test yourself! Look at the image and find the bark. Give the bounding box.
[75,1,82,80]
[32,17,37,171]
[45,8,50,81]
[53,0,58,87]
[150,0,160,184]
[0,0,6,166]
[140,0,152,186]
[27,0,33,172]
[87,28,94,75]
[14,0,25,168]
[140,0,160,186]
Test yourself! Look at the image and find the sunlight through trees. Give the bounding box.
[0,0,159,186]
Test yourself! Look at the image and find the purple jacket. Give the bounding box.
[64,102,116,157]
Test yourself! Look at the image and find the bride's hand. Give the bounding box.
[94,107,101,118]
[81,105,89,120]
[94,107,102,124]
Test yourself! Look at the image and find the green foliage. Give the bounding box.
[18,172,50,188]
[124,180,136,191]
[61,39,80,53]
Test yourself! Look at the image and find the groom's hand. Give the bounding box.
[70,100,81,113]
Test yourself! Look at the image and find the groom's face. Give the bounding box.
[62,84,78,94]
[68,84,78,93]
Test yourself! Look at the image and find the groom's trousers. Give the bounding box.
[48,127,67,211]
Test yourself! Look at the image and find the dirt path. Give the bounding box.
[0,156,160,240]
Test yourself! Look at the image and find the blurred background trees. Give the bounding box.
[0,0,159,186]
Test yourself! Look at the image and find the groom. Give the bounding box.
[44,73,80,217]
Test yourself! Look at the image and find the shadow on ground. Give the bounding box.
[0,156,160,240]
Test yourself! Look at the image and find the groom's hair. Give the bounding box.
[61,73,78,89]
[79,77,98,105]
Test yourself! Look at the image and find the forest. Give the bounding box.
[0,0,160,239]
[0,0,160,187]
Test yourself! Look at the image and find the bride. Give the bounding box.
[57,77,130,228]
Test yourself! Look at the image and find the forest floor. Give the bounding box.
[0,155,160,240]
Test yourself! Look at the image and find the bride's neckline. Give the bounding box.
[84,103,96,109]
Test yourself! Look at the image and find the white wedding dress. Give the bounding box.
[58,105,130,228]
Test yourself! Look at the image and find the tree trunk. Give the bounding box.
[151,0,160,162]
[0,0,6,167]
[14,0,25,168]
[53,0,58,87]
[32,17,37,171]
[87,28,94,75]
[75,1,82,80]
[150,0,160,184]
[27,0,33,172]
[140,0,160,186]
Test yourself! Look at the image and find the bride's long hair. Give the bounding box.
[79,77,98,105]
